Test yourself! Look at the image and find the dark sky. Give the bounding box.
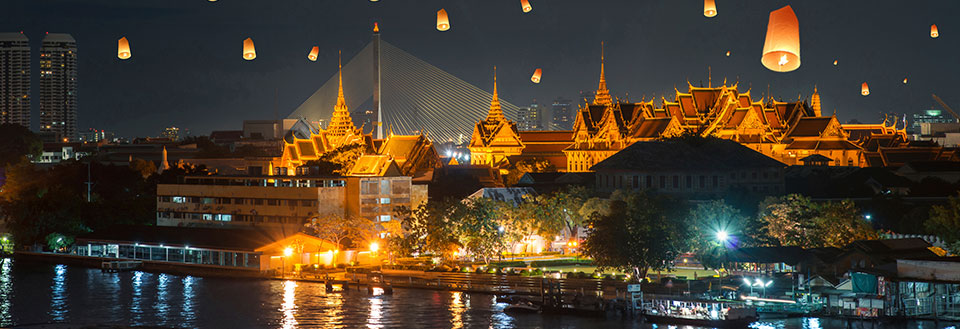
[4,0,958,138]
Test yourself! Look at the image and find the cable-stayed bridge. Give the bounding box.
[287,36,520,144]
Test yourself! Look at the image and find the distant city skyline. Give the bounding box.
[2,0,958,138]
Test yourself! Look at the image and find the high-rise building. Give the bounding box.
[912,110,956,133]
[0,32,30,128]
[38,33,78,141]
[517,100,541,131]
[551,98,573,130]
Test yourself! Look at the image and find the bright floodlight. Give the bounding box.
[283,247,293,257]
[765,280,774,287]
[743,278,751,285]
[716,230,729,242]
[369,242,379,253]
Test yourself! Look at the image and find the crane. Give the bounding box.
[931,93,960,123]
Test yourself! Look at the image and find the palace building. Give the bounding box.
[273,58,441,178]
[469,47,956,174]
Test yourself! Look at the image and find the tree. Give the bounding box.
[390,201,463,260]
[926,194,960,252]
[760,194,877,248]
[504,157,556,186]
[304,214,376,252]
[455,197,510,263]
[814,200,879,248]
[0,123,42,167]
[517,186,591,240]
[581,190,691,281]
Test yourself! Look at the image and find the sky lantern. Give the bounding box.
[307,46,319,61]
[903,77,908,84]
[117,37,131,60]
[243,38,256,60]
[704,0,717,17]
[520,0,532,13]
[531,68,542,83]
[437,9,450,31]
[861,82,870,96]
[725,51,730,57]
[833,59,838,66]
[760,5,800,72]
[930,24,939,38]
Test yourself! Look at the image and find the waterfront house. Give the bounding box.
[73,225,370,274]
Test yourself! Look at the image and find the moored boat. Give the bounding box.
[641,297,757,328]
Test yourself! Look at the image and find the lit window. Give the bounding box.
[172,196,186,203]
[378,215,391,222]
[379,198,391,204]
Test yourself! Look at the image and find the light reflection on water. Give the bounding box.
[0,261,955,329]
[0,260,12,324]
[49,264,67,321]
[280,280,298,329]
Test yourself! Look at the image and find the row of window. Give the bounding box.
[360,179,411,195]
[601,174,722,190]
[182,177,346,188]
[159,196,318,207]
[158,212,304,224]
[77,244,259,268]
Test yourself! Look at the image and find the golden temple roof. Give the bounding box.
[593,42,613,107]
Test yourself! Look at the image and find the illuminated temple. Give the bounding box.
[469,52,957,173]
[277,59,441,177]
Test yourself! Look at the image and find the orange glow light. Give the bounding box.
[833,59,838,66]
[761,5,800,72]
[307,46,319,61]
[531,68,542,83]
[117,37,131,60]
[861,82,870,96]
[903,77,908,84]
[437,9,450,31]
[521,0,532,13]
[704,0,717,18]
[725,50,730,57]
[931,24,939,38]
[243,38,256,60]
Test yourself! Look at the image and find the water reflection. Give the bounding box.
[131,271,143,324]
[155,273,169,324]
[0,259,12,326]
[450,291,465,329]
[49,264,67,321]
[280,280,298,329]
[322,285,344,328]
[489,296,513,329]
[367,297,383,328]
[180,276,196,328]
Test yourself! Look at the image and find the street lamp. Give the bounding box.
[370,242,380,258]
[715,230,729,297]
[716,230,729,243]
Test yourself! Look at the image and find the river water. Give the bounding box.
[0,259,953,328]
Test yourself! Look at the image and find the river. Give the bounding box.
[0,259,953,328]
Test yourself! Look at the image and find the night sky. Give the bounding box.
[4,0,958,138]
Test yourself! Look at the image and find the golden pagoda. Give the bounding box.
[468,68,524,170]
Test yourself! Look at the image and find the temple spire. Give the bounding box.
[593,42,613,106]
[335,50,346,111]
[811,85,822,117]
[486,67,504,121]
[327,50,357,139]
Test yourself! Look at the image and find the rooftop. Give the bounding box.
[591,137,785,172]
[76,225,303,251]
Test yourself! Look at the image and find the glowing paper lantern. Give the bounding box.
[117,37,131,60]
[861,82,870,96]
[531,68,542,83]
[931,24,939,38]
[437,9,450,31]
[243,38,256,60]
[307,46,319,61]
[833,60,838,66]
[760,5,800,72]
[704,0,717,18]
[520,0,532,13]
[725,51,731,57]
[903,77,908,84]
